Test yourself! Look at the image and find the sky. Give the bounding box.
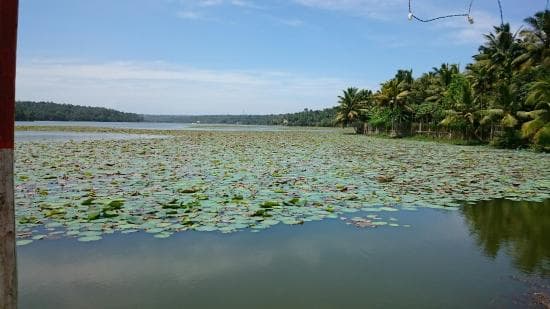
[16,0,546,115]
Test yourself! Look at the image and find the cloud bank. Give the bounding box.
[16,59,371,114]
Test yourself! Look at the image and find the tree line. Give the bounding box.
[143,107,337,127]
[335,11,550,151]
[16,101,337,126]
[16,101,144,122]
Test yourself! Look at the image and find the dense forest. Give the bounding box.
[335,11,550,151]
[16,101,144,122]
[143,107,337,126]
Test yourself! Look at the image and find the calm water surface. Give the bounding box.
[18,200,550,308]
[15,130,167,142]
[15,121,337,132]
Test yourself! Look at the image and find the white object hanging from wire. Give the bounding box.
[407,0,509,25]
[408,0,475,24]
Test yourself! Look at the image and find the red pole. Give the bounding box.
[0,0,19,308]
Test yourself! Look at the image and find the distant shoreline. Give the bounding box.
[16,101,337,127]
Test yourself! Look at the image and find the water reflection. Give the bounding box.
[19,205,549,308]
[461,199,550,276]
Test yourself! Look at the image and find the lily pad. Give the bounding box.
[16,239,33,246]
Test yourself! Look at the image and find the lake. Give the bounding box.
[15,121,336,132]
[15,130,168,142]
[17,200,550,308]
[14,125,550,308]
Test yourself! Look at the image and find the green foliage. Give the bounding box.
[13,127,550,243]
[333,10,550,151]
[334,88,371,129]
[534,123,550,150]
[16,101,143,122]
[491,129,524,149]
[17,101,338,127]
[143,107,338,127]
[367,107,392,128]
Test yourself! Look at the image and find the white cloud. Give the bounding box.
[292,0,516,47]
[445,11,499,44]
[229,0,265,9]
[277,18,305,27]
[197,0,223,7]
[435,10,520,45]
[176,10,202,19]
[16,59,371,115]
[175,0,264,22]
[181,0,263,9]
[292,0,405,19]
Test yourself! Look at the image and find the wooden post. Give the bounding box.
[0,0,19,308]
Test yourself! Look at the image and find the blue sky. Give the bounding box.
[16,0,545,115]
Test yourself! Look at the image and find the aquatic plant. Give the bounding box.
[14,129,550,245]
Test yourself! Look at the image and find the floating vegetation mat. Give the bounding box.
[14,129,550,245]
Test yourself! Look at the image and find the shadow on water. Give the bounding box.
[461,199,550,277]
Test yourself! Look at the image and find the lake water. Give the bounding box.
[17,199,550,308]
[16,121,335,132]
[15,131,168,142]
[14,126,550,308]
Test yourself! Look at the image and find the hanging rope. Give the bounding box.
[408,0,474,23]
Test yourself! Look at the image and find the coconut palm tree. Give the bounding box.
[518,76,550,148]
[440,74,480,139]
[467,62,493,111]
[433,63,460,87]
[335,88,371,132]
[514,10,550,71]
[475,23,523,81]
[480,83,519,125]
[375,71,413,136]
[421,64,461,112]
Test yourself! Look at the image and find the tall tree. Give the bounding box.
[475,23,523,81]
[514,10,550,71]
[335,88,370,132]
[374,70,413,135]
[519,76,550,149]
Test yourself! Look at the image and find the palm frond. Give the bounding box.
[501,113,518,128]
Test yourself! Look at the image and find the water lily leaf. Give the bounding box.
[12,126,550,241]
[81,198,95,205]
[77,235,102,242]
[260,201,280,208]
[16,239,33,246]
[87,211,101,221]
[146,227,165,234]
[178,187,201,194]
[154,232,172,238]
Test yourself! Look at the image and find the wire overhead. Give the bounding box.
[407,0,477,24]
[408,0,549,28]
